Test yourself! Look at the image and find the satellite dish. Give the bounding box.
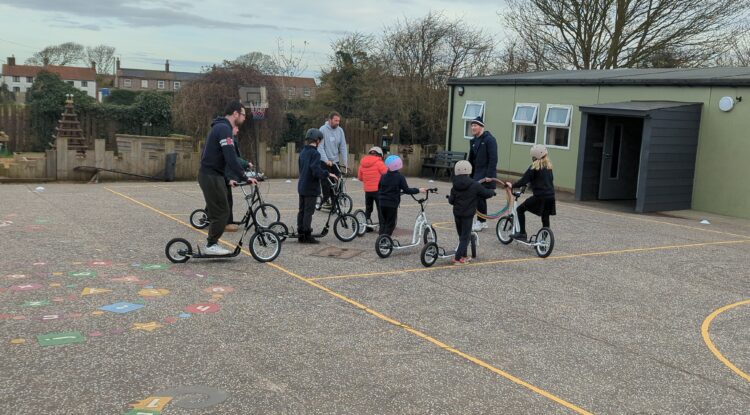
[719,96,734,112]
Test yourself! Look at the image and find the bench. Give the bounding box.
[421,151,467,179]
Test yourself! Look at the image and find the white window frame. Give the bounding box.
[13,86,20,93]
[26,76,33,83]
[543,104,573,149]
[303,87,311,97]
[462,100,485,139]
[173,81,181,90]
[141,79,148,88]
[157,80,165,89]
[512,103,539,145]
[12,76,20,82]
[81,80,88,87]
[124,79,132,88]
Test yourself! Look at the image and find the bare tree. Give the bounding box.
[502,0,750,69]
[85,45,116,74]
[26,42,85,66]
[273,38,309,77]
[233,51,280,75]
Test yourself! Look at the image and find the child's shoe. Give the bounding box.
[510,232,527,241]
[451,257,466,265]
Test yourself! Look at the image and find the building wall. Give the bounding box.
[450,84,750,218]
[2,75,96,98]
[117,77,183,91]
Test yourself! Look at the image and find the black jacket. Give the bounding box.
[449,174,496,217]
[468,131,498,188]
[298,144,329,197]
[199,117,246,181]
[378,171,419,208]
[513,167,555,198]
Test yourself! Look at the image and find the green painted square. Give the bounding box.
[141,264,169,270]
[123,410,160,415]
[21,300,50,307]
[37,331,86,346]
[68,271,97,278]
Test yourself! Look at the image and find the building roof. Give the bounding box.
[118,68,203,81]
[579,101,702,116]
[1,64,96,81]
[273,76,316,88]
[449,68,750,87]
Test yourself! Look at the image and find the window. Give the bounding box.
[173,81,181,90]
[141,79,148,88]
[544,105,573,148]
[512,103,539,145]
[462,101,485,139]
[66,81,74,86]
[81,81,88,87]
[157,80,165,89]
[13,86,20,93]
[124,79,132,88]
[26,76,33,83]
[288,87,296,97]
[12,76,20,82]
[303,87,311,97]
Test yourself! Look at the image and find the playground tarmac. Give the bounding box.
[1,178,749,414]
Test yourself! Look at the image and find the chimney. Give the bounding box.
[165,59,170,72]
[7,56,15,66]
[116,58,120,70]
[91,60,96,72]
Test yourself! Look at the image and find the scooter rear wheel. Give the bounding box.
[189,209,209,229]
[354,209,368,237]
[165,238,192,263]
[268,221,289,242]
[375,234,394,258]
[535,227,555,258]
[420,242,439,267]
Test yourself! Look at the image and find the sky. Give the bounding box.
[0,0,510,79]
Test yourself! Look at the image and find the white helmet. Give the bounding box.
[368,146,383,156]
[530,144,548,160]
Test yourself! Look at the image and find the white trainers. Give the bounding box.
[481,222,488,229]
[204,244,231,255]
[472,221,483,232]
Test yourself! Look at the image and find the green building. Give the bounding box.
[447,69,750,219]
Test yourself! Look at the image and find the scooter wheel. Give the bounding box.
[353,209,368,237]
[534,227,555,258]
[249,230,282,263]
[189,209,209,229]
[268,221,289,242]
[165,238,192,263]
[420,242,439,267]
[375,234,394,258]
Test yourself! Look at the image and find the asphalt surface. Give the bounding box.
[1,178,749,414]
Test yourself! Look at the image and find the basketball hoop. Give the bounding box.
[249,102,267,120]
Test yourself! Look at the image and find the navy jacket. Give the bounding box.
[448,174,496,217]
[513,167,555,198]
[298,144,329,197]
[378,171,419,208]
[199,117,246,181]
[468,131,498,189]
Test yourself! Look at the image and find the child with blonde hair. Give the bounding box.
[505,144,556,241]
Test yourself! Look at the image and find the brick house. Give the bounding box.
[114,59,202,91]
[1,56,97,101]
[274,76,317,100]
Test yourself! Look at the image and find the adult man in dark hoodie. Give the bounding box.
[298,128,338,244]
[467,115,498,232]
[198,101,256,255]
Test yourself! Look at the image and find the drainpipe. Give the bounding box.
[447,85,455,151]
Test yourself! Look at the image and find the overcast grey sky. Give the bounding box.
[0,0,509,77]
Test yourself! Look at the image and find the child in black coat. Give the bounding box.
[506,144,556,240]
[378,155,426,236]
[449,160,496,264]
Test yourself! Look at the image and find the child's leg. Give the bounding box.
[541,212,550,228]
[380,207,397,235]
[365,191,376,220]
[455,216,472,259]
[516,203,528,235]
[375,198,383,226]
[302,196,316,233]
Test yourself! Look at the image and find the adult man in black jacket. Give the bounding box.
[198,101,256,255]
[467,115,498,232]
[298,128,337,244]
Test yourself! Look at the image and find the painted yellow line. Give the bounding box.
[561,202,750,240]
[105,186,592,415]
[701,299,750,383]
[310,239,750,281]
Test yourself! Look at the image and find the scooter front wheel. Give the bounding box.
[496,216,513,245]
[420,242,439,267]
[249,230,282,263]
[165,238,192,263]
[334,214,359,242]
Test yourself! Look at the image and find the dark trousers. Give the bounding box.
[320,163,339,204]
[379,206,398,236]
[198,172,230,246]
[454,215,474,260]
[365,191,382,225]
[476,182,493,223]
[227,185,235,223]
[517,204,550,234]
[297,195,317,234]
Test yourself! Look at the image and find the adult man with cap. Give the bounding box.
[467,115,498,232]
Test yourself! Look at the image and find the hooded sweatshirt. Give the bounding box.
[318,121,348,166]
[357,154,387,192]
[200,117,246,182]
[448,174,496,217]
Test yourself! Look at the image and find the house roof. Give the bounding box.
[273,76,316,88]
[449,68,750,87]
[1,64,96,81]
[118,68,203,81]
